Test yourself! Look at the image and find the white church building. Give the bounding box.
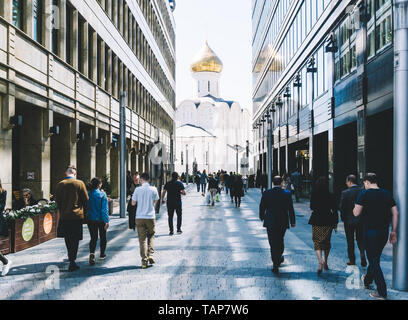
[175,42,252,175]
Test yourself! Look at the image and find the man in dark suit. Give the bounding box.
[339,174,367,267]
[260,176,296,274]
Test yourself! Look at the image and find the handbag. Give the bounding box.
[215,194,220,202]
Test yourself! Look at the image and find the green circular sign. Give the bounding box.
[22,218,35,242]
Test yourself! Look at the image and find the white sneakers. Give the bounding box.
[1,259,12,277]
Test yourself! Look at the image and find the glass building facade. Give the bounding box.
[252,0,395,197]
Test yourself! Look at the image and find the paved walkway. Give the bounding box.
[1,186,407,300]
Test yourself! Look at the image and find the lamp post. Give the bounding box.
[227,144,245,173]
[393,0,408,291]
[185,144,189,184]
[119,92,126,218]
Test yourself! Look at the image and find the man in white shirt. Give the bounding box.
[131,172,159,269]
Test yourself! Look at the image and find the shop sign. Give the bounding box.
[43,213,53,235]
[22,218,35,242]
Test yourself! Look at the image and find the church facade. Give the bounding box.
[175,42,251,175]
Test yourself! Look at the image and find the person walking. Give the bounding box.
[207,174,219,206]
[224,172,230,195]
[200,170,208,194]
[161,172,186,235]
[259,176,296,274]
[231,175,244,208]
[309,177,338,275]
[242,175,248,193]
[228,172,235,203]
[131,173,160,269]
[291,168,302,202]
[194,172,201,193]
[339,174,367,267]
[86,177,109,266]
[126,170,133,198]
[55,166,89,272]
[353,173,399,300]
[0,180,12,277]
[129,172,141,196]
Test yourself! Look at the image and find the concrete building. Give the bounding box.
[175,42,251,175]
[0,0,176,208]
[252,0,394,197]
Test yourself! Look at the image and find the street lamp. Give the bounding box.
[227,144,245,173]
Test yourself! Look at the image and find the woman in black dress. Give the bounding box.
[309,177,338,274]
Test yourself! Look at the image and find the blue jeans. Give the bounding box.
[363,228,389,297]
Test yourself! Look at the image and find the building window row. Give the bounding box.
[4,0,175,110]
[2,0,175,131]
[95,0,175,96]
[367,0,393,59]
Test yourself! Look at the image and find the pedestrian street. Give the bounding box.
[1,186,407,300]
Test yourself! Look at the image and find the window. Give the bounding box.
[208,81,210,92]
[66,3,73,65]
[33,0,43,43]
[51,0,60,55]
[12,0,23,29]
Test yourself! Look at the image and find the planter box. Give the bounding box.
[0,233,11,255]
[11,216,40,253]
[38,211,59,244]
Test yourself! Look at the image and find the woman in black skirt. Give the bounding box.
[309,177,338,275]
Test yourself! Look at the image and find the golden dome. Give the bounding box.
[191,41,223,73]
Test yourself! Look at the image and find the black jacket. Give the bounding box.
[309,191,338,226]
[339,185,362,225]
[231,178,244,197]
[208,178,218,190]
[259,187,295,229]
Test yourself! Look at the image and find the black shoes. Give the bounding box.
[169,231,174,236]
[68,262,80,272]
[100,254,107,260]
[89,254,96,266]
[272,267,279,274]
[177,230,183,234]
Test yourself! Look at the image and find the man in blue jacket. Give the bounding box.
[259,176,296,274]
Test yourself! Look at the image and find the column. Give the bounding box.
[90,29,97,81]
[69,119,78,167]
[23,0,34,38]
[70,7,79,70]
[81,21,89,77]
[41,110,52,200]
[106,47,112,93]
[112,0,118,28]
[42,0,52,51]
[99,40,106,89]
[90,126,96,179]
[0,96,13,208]
[58,0,67,62]
[1,0,13,23]
[393,0,408,291]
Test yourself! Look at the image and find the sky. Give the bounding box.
[174,0,253,112]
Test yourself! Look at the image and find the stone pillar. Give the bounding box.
[112,55,118,98]
[124,2,128,42]
[24,0,34,38]
[0,96,13,208]
[70,7,79,70]
[106,47,112,93]
[90,29,97,82]
[42,0,52,51]
[58,0,67,62]
[81,21,89,77]
[70,119,79,167]
[112,0,118,28]
[99,40,106,89]
[1,0,13,23]
[90,126,96,179]
[106,0,112,18]
[18,106,44,199]
[118,0,123,35]
[50,116,76,194]
[41,109,52,200]
[110,138,119,198]
[77,122,92,183]
[96,129,107,179]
